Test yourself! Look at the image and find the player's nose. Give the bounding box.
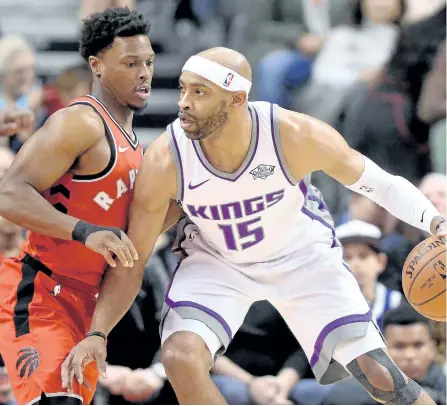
[178,93,190,110]
[139,64,152,81]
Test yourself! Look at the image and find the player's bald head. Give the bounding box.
[196,47,252,81]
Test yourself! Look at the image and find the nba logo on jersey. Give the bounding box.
[223,73,234,87]
[250,164,275,180]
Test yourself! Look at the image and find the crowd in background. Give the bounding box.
[0,0,446,404]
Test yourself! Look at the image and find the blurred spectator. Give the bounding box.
[0,109,34,138]
[403,0,446,24]
[342,6,446,184]
[297,0,404,124]
[336,220,403,329]
[430,320,447,370]
[254,0,351,107]
[41,65,92,117]
[210,300,331,405]
[419,173,446,217]
[80,0,135,19]
[417,42,446,174]
[0,148,24,264]
[323,303,446,405]
[0,365,14,405]
[0,35,41,152]
[293,0,405,216]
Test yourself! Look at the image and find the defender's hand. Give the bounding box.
[85,229,138,268]
[61,336,107,394]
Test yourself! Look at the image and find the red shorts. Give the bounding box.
[0,255,99,405]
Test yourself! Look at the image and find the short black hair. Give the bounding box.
[79,7,150,62]
[383,302,431,333]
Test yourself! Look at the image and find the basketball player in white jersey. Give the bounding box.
[62,48,445,405]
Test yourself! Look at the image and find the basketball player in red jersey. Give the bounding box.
[0,8,163,405]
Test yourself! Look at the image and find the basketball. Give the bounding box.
[402,235,446,321]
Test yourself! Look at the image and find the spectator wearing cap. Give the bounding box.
[336,220,403,329]
[322,303,446,405]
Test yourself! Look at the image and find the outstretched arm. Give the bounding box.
[280,109,445,236]
[61,132,178,391]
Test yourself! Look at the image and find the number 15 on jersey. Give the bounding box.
[218,217,264,251]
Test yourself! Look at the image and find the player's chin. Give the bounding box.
[181,124,200,139]
[128,100,148,111]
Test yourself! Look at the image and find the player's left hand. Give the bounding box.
[61,335,107,394]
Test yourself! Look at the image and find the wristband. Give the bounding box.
[72,220,121,245]
[86,331,107,343]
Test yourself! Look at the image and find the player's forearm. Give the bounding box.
[211,356,254,384]
[88,262,145,336]
[0,182,78,239]
[346,157,444,235]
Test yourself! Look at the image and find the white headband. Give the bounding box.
[182,55,252,94]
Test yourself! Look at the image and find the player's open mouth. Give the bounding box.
[135,84,151,100]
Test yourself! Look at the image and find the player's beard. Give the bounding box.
[184,102,229,140]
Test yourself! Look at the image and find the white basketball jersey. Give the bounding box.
[169,102,339,264]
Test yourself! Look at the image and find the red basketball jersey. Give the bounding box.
[22,95,143,287]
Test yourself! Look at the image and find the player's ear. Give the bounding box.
[89,56,102,78]
[231,91,247,108]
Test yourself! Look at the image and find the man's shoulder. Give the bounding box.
[46,104,105,141]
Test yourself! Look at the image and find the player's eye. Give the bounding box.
[146,60,154,67]
[127,61,136,68]
[195,89,204,96]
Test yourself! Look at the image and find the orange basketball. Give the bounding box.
[402,235,446,321]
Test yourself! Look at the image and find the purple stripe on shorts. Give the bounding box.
[271,103,296,186]
[170,124,185,201]
[165,297,233,340]
[310,309,372,368]
[164,260,233,340]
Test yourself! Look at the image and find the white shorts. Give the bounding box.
[160,223,386,384]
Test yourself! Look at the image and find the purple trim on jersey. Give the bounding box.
[191,106,259,182]
[301,206,338,248]
[170,124,185,201]
[164,255,233,340]
[299,180,308,197]
[270,103,296,186]
[308,195,329,211]
[342,262,353,275]
[310,309,372,368]
[299,179,338,248]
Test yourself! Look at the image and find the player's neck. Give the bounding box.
[91,84,133,133]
